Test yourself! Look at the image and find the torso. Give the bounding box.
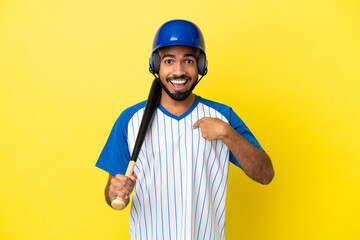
[127,96,230,240]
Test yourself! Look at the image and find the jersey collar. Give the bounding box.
[158,95,201,121]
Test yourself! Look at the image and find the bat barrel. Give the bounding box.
[131,79,161,161]
[111,79,161,210]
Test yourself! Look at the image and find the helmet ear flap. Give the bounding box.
[197,52,208,76]
[149,52,161,74]
[153,52,161,73]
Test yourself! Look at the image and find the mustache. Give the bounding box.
[166,75,191,82]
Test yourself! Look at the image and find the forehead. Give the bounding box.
[159,45,198,57]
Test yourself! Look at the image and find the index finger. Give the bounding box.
[193,119,202,129]
[114,174,132,184]
[115,174,126,180]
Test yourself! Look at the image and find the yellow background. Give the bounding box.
[1,0,359,239]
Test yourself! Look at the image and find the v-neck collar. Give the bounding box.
[158,95,201,121]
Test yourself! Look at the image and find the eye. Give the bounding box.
[185,59,194,64]
[164,59,173,64]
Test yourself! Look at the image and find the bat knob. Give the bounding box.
[111,197,126,210]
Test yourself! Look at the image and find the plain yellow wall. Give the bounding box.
[1,0,359,239]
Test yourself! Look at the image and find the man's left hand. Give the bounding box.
[193,117,230,141]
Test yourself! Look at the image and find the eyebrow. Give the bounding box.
[161,53,197,60]
[184,53,197,59]
[161,54,175,59]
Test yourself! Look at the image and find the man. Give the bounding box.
[96,19,274,239]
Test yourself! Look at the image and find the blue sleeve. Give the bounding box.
[95,112,131,176]
[228,108,264,169]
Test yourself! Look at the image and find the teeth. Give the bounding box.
[170,79,187,84]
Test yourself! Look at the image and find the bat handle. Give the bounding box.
[111,197,126,210]
[111,160,136,210]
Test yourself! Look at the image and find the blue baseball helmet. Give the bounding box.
[149,19,208,76]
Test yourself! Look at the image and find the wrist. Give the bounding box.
[219,123,233,141]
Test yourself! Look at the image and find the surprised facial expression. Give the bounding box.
[158,45,199,94]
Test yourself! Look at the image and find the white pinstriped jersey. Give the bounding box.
[96,96,263,240]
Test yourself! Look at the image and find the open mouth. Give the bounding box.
[170,79,188,86]
[168,78,189,91]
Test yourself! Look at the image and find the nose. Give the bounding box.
[173,62,186,76]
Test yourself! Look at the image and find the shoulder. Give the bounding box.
[197,96,233,119]
[198,96,230,107]
[118,100,147,124]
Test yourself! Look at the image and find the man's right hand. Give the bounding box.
[105,174,137,207]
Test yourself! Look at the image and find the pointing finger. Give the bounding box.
[193,119,202,129]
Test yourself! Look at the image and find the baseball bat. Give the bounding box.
[111,78,162,210]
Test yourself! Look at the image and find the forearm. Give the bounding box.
[221,126,274,184]
[193,117,274,184]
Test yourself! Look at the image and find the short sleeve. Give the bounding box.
[95,113,131,176]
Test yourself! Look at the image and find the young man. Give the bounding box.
[96,20,274,239]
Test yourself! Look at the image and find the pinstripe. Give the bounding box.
[130,210,136,231]
[156,113,165,240]
[192,106,201,187]
[202,140,219,240]
[135,111,144,240]
[214,151,230,218]
[220,223,226,240]
[142,135,154,239]
[196,105,216,239]
[196,138,212,239]
[124,97,246,240]
[192,108,201,240]
[203,210,211,240]
[129,112,138,238]
[129,228,134,238]
[219,164,229,240]
[198,148,211,236]
[135,163,148,240]
[170,119,178,237]
[150,113,158,240]
[162,115,172,240]
[193,103,209,238]
[210,144,224,196]
[197,105,215,239]
[136,111,153,240]
[132,192,140,239]
[179,119,185,239]
[219,171,230,240]
[218,204,226,232]
[208,143,224,240]
[189,111,194,239]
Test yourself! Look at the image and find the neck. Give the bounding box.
[159,90,196,116]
